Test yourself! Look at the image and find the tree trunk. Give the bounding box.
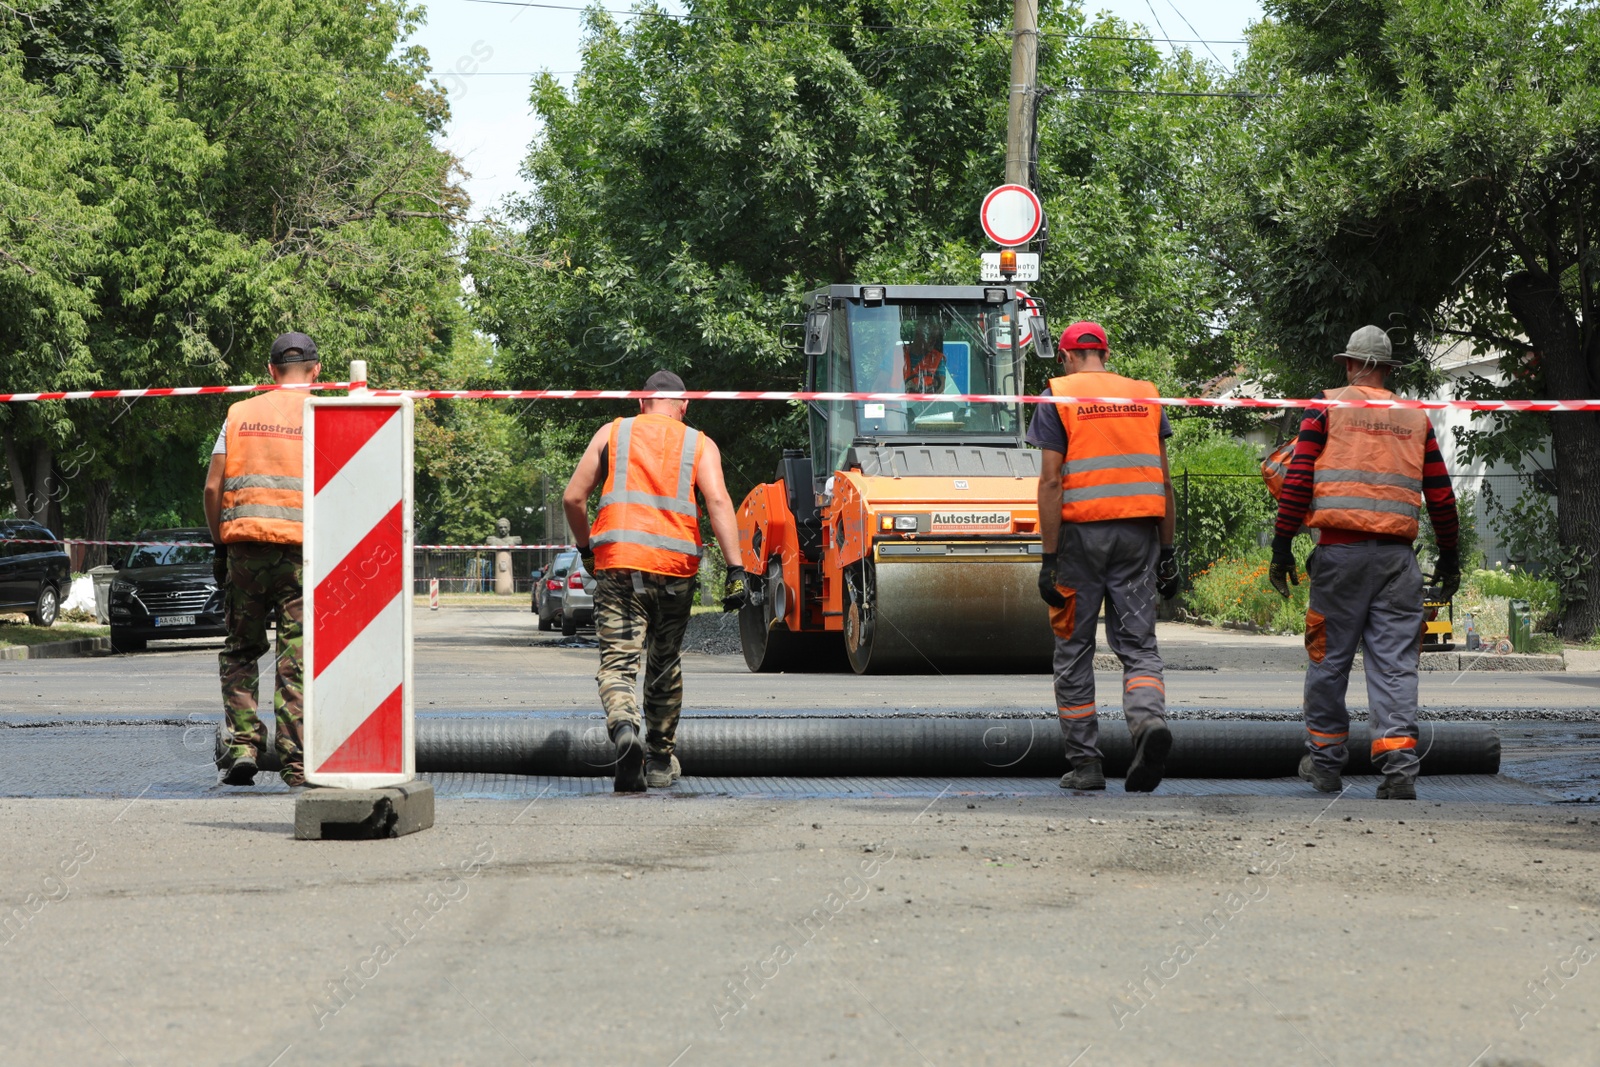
[82,478,112,570]
[1505,270,1600,638]
[28,441,56,532]
[3,430,29,519]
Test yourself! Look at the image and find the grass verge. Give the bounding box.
[0,616,110,648]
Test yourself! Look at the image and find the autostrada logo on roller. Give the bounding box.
[930,511,1011,532]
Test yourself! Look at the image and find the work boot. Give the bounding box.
[219,754,257,787]
[1298,754,1343,794]
[280,763,306,788]
[1376,774,1417,800]
[646,752,681,789]
[1059,758,1106,791]
[611,723,646,793]
[1124,723,1172,793]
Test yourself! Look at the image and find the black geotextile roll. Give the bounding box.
[414,717,1500,779]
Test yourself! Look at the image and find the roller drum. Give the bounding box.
[849,559,1054,673]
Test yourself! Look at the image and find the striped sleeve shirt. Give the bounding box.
[1273,408,1459,550]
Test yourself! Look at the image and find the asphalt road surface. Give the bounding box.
[6,601,1600,720]
[1,602,1597,1066]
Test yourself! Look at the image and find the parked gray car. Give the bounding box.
[535,549,595,635]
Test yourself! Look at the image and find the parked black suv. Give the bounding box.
[0,520,70,627]
[108,528,226,652]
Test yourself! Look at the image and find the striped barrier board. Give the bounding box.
[303,396,415,789]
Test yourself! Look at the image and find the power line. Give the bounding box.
[1061,84,1269,99]
[459,0,1248,46]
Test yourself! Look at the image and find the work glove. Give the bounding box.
[1038,553,1066,609]
[1435,548,1461,600]
[1268,535,1299,600]
[577,542,595,574]
[722,566,749,613]
[1156,545,1181,601]
[212,543,228,590]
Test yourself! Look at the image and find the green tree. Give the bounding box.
[413,332,550,545]
[1166,418,1276,576]
[1,0,465,563]
[1214,0,1600,636]
[467,1,1238,500]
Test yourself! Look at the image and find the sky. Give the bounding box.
[408,0,1264,219]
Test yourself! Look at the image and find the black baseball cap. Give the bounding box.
[270,332,319,364]
[643,370,686,392]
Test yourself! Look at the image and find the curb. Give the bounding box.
[0,636,111,661]
[1094,648,1567,672]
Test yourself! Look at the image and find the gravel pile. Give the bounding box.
[681,612,742,656]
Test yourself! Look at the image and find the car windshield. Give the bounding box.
[126,543,213,567]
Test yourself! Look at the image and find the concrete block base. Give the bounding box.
[294,781,434,841]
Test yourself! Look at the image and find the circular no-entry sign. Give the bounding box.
[980,184,1043,247]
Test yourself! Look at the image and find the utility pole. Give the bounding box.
[1005,0,1039,188]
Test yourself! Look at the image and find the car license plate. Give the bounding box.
[154,615,196,627]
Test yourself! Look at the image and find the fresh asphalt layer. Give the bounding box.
[1,603,1598,1066]
[2,601,1597,800]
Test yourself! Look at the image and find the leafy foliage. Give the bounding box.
[1186,543,1311,633]
[1214,0,1600,634]
[467,1,1239,500]
[1,0,466,542]
[1167,419,1276,577]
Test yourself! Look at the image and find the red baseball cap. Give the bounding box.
[1057,321,1108,352]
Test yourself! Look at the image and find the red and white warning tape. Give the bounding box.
[414,544,572,550]
[1,382,1593,412]
[3,538,574,550]
[0,382,360,403]
[365,388,1600,412]
[3,539,203,547]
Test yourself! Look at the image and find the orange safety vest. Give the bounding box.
[591,414,705,577]
[1049,372,1167,523]
[904,348,944,393]
[1307,385,1427,539]
[220,391,306,545]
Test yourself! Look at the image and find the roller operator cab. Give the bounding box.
[737,284,1057,674]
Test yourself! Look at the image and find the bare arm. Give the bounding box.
[693,436,744,570]
[562,425,610,548]
[1037,448,1063,554]
[1159,437,1176,547]
[203,454,226,543]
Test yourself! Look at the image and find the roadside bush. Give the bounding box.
[1166,419,1276,579]
[1454,565,1561,642]
[1185,541,1311,633]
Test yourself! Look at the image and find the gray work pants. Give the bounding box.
[1049,520,1166,764]
[1302,541,1423,781]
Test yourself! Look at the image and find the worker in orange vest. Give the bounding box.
[903,318,948,396]
[1032,322,1180,793]
[564,370,748,792]
[1269,325,1460,800]
[203,332,319,788]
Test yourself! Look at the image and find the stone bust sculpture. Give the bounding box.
[485,517,521,546]
[485,518,522,594]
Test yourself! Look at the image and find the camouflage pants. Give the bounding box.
[594,569,696,756]
[218,542,304,779]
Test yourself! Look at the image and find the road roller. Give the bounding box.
[736,284,1055,674]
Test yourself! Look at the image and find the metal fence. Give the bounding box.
[412,548,566,595]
